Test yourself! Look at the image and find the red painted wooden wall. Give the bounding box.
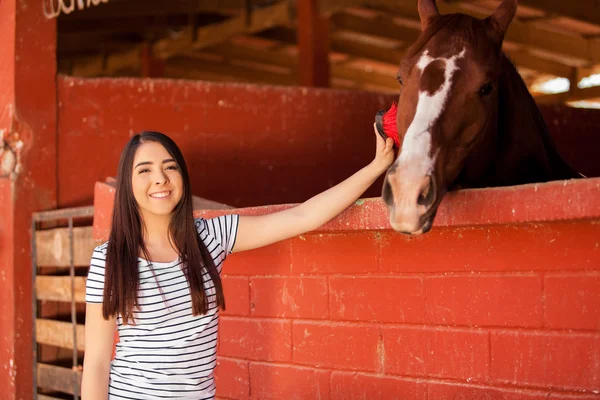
[57,77,600,210]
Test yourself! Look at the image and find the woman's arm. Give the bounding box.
[233,124,394,252]
[81,303,116,400]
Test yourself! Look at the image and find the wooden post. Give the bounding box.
[297,0,330,87]
[141,42,165,78]
[0,0,57,398]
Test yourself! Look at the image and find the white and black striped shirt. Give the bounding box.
[85,215,239,400]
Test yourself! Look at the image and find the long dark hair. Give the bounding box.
[103,131,225,323]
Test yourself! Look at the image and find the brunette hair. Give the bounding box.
[102,131,225,322]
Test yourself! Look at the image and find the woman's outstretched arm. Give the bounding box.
[233,124,394,253]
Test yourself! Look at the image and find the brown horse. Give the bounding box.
[381,0,580,235]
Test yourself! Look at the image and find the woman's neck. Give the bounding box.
[140,212,178,261]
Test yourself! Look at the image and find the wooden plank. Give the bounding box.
[36,276,86,302]
[37,363,81,396]
[153,1,291,60]
[453,0,600,27]
[329,8,591,77]
[36,319,85,351]
[507,50,574,78]
[297,0,331,87]
[534,85,600,104]
[59,0,246,19]
[38,395,64,400]
[205,41,397,90]
[36,226,100,267]
[362,1,600,64]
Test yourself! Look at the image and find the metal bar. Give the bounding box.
[68,217,80,400]
[32,206,94,222]
[31,217,38,400]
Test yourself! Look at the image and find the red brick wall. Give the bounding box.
[215,221,600,399]
[93,175,600,399]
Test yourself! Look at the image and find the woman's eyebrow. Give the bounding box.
[135,159,175,168]
[134,161,153,168]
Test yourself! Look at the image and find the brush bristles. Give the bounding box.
[383,102,399,146]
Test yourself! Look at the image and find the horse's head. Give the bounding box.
[382,0,519,234]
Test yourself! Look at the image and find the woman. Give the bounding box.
[81,126,394,399]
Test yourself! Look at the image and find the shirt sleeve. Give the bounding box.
[85,244,108,304]
[195,214,240,257]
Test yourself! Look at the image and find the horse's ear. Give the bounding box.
[418,0,439,30]
[487,0,519,41]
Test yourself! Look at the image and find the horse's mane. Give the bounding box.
[495,54,580,183]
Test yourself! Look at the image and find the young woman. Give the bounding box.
[81,126,394,399]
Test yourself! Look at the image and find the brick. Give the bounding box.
[250,362,330,399]
[380,223,600,273]
[219,317,292,362]
[383,326,490,381]
[215,357,249,400]
[491,331,600,390]
[222,276,249,316]
[291,232,380,274]
[545,274,600,330]
[293,321,380,371]
[548,390,600,400]
[331,372,427,400]
[549,394,600,400]
[225,240,291,275]
[428,382,550,400]
[329,276,425,323]
[425,274,543,327]
[251,277,329,319]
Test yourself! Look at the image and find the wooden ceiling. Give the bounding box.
[57,0,600,104]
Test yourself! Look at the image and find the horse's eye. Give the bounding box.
[396,75,403,86]
[479,83,493,96]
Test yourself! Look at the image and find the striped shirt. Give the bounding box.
[85,215,239,400]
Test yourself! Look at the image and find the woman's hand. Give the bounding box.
[369,122,395,174]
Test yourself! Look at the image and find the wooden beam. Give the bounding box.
[534,85,600,104]
[36,276,87,303]
[153,1,291,60]
[37,363,81,396]
[165,57,296,86]
[38,395,65,400]
[361,1,600,65]
[35,226,101,267]
[330,9,589,77]
[449,0,600,27]
[297,0,330,87]
[36,319,85,351]
[59,0,246,20]
[331,33,404,66]
[507,51,574,78]
[331,12,420,44]
[205,40,397,91]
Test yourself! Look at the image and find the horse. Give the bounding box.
[379,0,581,235]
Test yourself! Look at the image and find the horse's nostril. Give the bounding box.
[417,175,436,206]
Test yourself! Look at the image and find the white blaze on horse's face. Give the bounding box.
[388,47,466,234]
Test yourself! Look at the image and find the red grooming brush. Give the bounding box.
[375,102,399,148]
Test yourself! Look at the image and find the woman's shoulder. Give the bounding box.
[92,241,109,259]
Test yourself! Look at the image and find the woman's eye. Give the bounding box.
[139,168,150,174]
[479,83,493,96]
[396,75,403,86]
[166,165,178,171]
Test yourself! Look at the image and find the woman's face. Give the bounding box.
[131,141,183,220]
